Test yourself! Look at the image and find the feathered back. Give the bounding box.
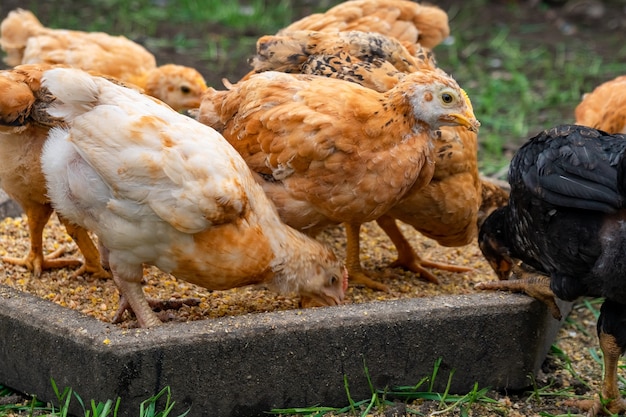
[249,30,436,77]
[278,0,450,49]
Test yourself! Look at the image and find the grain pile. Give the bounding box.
[0,214,498,327]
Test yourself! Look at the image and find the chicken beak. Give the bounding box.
[447,113,481,133]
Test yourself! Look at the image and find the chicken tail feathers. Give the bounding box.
[41,67,99,121]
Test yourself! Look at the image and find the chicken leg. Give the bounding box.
[376,215,475,284]
[2,204,81,276]
[344,222,389,292]
[567,300,626,416]
[58,216,110,279]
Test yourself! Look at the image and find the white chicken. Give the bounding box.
[39,67,347,327]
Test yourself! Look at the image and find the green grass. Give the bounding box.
[433,1,626,175]
[268,358,501,416]
[0,382,189,417]
[20,0,306,37]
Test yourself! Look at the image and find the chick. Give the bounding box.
[198,70,479,291]
[39,67,347,327]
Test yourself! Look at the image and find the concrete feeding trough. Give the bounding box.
[0,195,568,417]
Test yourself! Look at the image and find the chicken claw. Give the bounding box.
[2,245,81,277]
[112,296,202,325]
[475,269,562,320]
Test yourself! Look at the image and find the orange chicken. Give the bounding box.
[278,0,450,50]
[574,75,626,133]
[0,64,108,278]
[239,30,509,284]
[0,9,207,112]
[39,67,347,327]
[197,70,479,291]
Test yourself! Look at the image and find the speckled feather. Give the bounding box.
[246,30,438,81]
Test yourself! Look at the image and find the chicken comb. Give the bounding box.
[342,266,349,292]
[461,88,473,113]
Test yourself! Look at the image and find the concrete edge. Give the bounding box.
[0,283,570,417]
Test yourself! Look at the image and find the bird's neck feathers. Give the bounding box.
[269,231,333,295]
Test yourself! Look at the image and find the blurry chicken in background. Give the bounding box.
[38,67,348,328]
[477,124,626,417]
[241,28,509,284]
[0,64,109,278]
[278,0,450,51]
[574,74,626,134]
[197,69,480,291]
[0,9,207,112]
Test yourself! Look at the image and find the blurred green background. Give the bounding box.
[1,0,625,176]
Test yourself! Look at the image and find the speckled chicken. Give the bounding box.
[39,67,347,328]
[0,63,108,278]
[241,29,509,284]
[278,0,450,50]
[244,30,438,84]
[478,124,626,416]
[0,9,207,112]
[575,75,626,134]
[197,70,479,291]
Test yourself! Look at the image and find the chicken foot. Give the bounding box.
[376,215,475,284]
[474,265,562,320]
[1,205,82,277]
[112,295,202,326]
[344,222,389,292]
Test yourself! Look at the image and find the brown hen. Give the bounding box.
[574,75,626,133]
[0,9,207,112]
[0,64,108,278]
[241,29,509,284]
[278,0,450,50]
[197,70,479,291]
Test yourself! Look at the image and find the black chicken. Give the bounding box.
[478,124,626,416]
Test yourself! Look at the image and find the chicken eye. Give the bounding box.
[441,93,453,104]
[180,86,191,94]
[329,275,338,286]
